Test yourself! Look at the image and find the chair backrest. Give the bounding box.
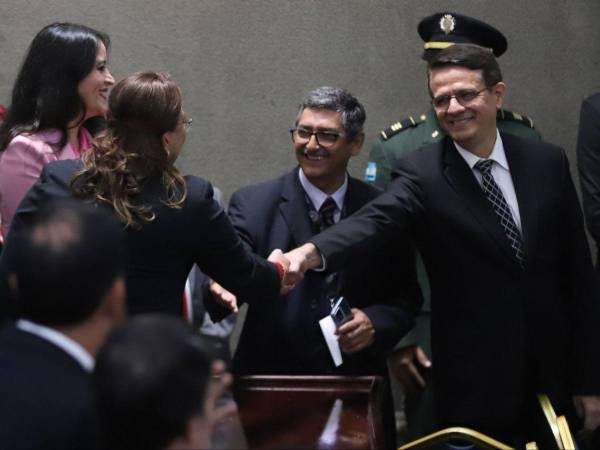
[537,393,564,449]
[398,426,513,449]
[556,415,575,449]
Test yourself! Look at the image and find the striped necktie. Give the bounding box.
[475,159,524,267]
[319,197,337,228]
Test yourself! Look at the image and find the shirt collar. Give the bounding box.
[16,319,95,372]
[454,129,508,170]
[298,168,347,211]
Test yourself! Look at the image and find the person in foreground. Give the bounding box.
[0,22,114,235]
[0,199,126,449]
[9,71,287,317]
[94,315,233,450]
[283,44,600,445]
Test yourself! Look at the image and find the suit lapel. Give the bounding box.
[441,137,520,267]
[502,133,537,261]
[278,169,314,248]
[279,169,327,306]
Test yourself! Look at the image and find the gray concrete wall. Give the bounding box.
[1,0,599,200]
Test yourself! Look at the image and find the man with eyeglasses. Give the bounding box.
[282,45,600,446]
[364,12,543,442]
[210,86,422,449]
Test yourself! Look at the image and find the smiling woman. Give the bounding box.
[0,22,114,236]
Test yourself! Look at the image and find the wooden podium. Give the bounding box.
[232,375,385,449]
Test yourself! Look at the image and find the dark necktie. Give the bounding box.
[319,197,337,229]
[475,159,525,267]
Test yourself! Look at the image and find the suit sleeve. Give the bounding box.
[183,180,280,311]
[559,149,600,393]
[576,95,600,259]
[311,157,425,271]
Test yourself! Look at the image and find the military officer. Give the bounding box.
[366,12,542,441]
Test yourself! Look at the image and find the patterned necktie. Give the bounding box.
[319,197,337,228]
[475,159,525,267]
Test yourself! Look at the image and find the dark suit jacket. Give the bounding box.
[0,323,97,449]
[577,92,600,264]
[7,159,280,316]
[228,169,421,376]
[311,134,600,438]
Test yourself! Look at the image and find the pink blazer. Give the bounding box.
[0,128,91,234]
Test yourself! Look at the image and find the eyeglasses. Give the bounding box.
[431,87,489,110]
[290,127,344,148]
[182,117,193,132]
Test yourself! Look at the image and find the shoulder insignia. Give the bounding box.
[380,114,427,140]
[497,109,536,129]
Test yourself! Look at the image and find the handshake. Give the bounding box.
[267,243,323,294]
[209,243,322,314]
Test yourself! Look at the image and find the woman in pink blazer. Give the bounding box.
[0,23,114,235]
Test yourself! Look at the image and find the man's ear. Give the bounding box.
[493,82,506,110]
[350,132,365,156]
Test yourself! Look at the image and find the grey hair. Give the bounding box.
[297,86,366,139]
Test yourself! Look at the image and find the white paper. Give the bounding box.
[319,315,343,366]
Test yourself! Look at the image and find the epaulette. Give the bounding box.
[379,114,428,140]
[496,109,536,129]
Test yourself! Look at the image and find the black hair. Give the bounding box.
[94,315,213,450]
[428,43,503,89]
[3,198,123,326]
[0,22,110,152]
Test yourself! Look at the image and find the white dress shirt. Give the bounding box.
[17,319,94,372]
[454,129,522,232]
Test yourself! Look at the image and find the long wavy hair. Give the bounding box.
[0,23,110,152]
[71,71,187,228]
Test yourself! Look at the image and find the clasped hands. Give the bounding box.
[209,244,321,313]
[267,244,318,294]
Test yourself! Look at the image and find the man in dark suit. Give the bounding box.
[212,87,421,447]
[283,46,600,445]
[0,200,126,449]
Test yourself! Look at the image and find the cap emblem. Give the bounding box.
[439,14,456,34]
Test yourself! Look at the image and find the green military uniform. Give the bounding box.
[367,107,541,440]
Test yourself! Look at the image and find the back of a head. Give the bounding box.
[94,315,212,450]
[428,43,503,88]
[0,22,110,150]
[2,199,124,326]
[71,71,187,228]
[106,71,181,170]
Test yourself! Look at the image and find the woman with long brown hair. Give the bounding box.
[8,71,283,316]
